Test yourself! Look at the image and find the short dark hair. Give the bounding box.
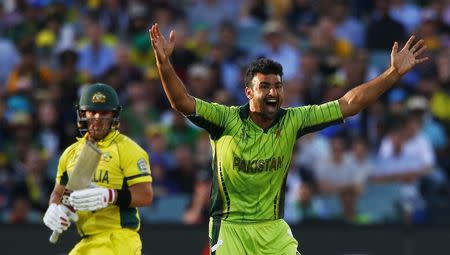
[244,58,283,87]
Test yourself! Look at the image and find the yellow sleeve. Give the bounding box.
[55,146,73,185]
[120,139,152,187]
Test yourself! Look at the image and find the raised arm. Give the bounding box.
[149,23,195,115]
[338,35,429,118]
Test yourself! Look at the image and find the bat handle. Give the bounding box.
[49,231,60,244]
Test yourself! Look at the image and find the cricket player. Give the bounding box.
[150,23,428,254]
[43,83,153,255]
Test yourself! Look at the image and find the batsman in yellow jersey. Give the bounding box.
[43,83,153,255]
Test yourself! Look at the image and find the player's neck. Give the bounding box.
[87,133,107,143]
[249,111,274,130]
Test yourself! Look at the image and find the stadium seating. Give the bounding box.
[140,194,191,223]
[357,183,403,223]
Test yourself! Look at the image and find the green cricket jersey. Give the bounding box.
[188,98,343,223]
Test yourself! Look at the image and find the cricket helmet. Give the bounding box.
[76,83,122,134]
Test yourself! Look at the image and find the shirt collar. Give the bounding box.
[238,103,287,132]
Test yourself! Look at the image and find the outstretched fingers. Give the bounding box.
[149,26,155,46]
[404,35,416,50]
[415,56,430,64]
[392,41,399,54]
[413,44,427,57]
[156,24,165,40]
[150,24,165,51]
[410,39,424,53]
[169,30,175,44]
[151,24,158,40]
[411,39,429,63]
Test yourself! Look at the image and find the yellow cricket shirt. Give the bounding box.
[56,130,152,236]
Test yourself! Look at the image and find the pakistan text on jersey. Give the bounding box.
[233,155,284,173]
[93,170,109,184]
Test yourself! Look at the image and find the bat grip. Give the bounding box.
[49,231,60,244]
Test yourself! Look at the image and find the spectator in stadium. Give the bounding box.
[285,0,318,37]
[159,111,199,151]
[430,49,450,125]
[77,17,116,80]
[0,150,13,212]
[2,195,40,224]
[182,166,212,225]
[185,63,216,101]
[98,0,129,36]
[144,125,173,173]
[285,168,328,223]
[6,40,52,96]
[252,20,300,81]
[374,113,435,223]
[0,37,20,94]
[330,0,365,48]
[295,132,330,179]
[103,43,144,96]
[366,0,406,52]
[13,146,52,213]
[389,0,422,33]
[169,144,197,194]
[316,136,359,192]
[309,16,353,76]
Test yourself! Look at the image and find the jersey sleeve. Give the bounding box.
[120,143,152,186]
[55,146,71,185]
[293,100,344,138]
[187,97,234,139]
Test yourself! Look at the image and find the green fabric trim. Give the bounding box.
[188,115,225,140]
[210,219,222,255]
[60,171,68,185]
[119,181,139,229]
[124,173,150,181]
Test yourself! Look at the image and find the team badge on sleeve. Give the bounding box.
[137,158,149,173]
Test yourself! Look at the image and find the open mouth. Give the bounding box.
[264,98,278,110]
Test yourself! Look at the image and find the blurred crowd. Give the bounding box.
[0,0,449,226]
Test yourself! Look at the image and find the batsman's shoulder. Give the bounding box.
[60,141,84,160]
[117,134,147,154]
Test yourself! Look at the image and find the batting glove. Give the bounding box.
[59,204,79,222]
[60,190,79,222]
[43,203,71,234]
[69,187,116,211]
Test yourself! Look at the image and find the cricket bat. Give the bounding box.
[49,141,102,244]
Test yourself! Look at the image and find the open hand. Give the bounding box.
[391,35,429,75]
[149,23,175,64]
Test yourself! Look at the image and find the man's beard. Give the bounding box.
[87,117,113,141]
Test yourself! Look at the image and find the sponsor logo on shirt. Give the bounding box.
[101,152,112,162]
[233,154,284,173]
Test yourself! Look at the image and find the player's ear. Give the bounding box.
[245,86,253,100]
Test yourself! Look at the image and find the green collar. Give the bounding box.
[238,104,287,133]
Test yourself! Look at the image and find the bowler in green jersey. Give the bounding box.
[149,23,429,255]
